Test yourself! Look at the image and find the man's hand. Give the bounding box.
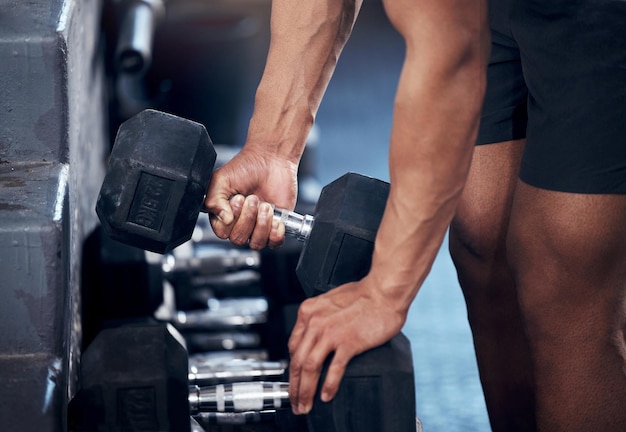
[204,0,362,251]
[204,147,298,250]
[287,276,407,415]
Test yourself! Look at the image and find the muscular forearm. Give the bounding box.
[370,0,490,316]
[246,0,363,163]
[206,1,362,238]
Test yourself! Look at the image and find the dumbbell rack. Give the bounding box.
[175,214,312,431]
[75,208,310,432]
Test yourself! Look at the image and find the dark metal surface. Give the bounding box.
[0,0,108,430]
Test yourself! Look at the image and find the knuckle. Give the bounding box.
[287,338,298,355]
[298,299,315,318]
[301,357,321,374]
[289,352,305,372]
[307,315,326,334]
[230,236,248,247]
[248,239,266,250]
[290,357,301,372]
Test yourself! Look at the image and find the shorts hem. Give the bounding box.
[519,161,626,195]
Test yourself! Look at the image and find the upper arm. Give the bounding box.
[381,0,490,197]
[382,0,490,70]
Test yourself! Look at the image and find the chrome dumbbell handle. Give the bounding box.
[272,208,314,242]
[189,382,290,414]
[200,203,314,242]
[188,359,288,386]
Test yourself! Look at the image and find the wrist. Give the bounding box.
[361,271,414,325]
[246,89,314,164]
[235,145,300,179]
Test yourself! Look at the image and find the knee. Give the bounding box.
[449,212,507,267]
[449,211,514,311]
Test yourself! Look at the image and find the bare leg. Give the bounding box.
[449,139,537,431]
[508,182,626,431]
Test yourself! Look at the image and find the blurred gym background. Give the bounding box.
[0,0,489,430]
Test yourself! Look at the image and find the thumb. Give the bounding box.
[205,192,235,225]
[214,198,235,225]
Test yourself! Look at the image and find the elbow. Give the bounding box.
[415,27,490,105]
[454,24,491,76]
[420,23,490,82]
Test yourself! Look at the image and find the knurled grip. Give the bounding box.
[272,208,314,242]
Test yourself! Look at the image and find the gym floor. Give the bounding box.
[309,3,491,431]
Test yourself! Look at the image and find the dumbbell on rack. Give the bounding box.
[189,356,288,386]
[71,322,418,432]
[69,322,304,432]
[81,224,267,350]
[95,109,417,431]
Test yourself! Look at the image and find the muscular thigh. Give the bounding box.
[509,185,626,293]
[507,183,626,379]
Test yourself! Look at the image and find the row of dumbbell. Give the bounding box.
[79,219,301,431]
[86,109,419,431]
[69,323,304,431]
[71,318,419,432]
[78,221,289,431]
[76,222,418,431]
[165,228,297,431]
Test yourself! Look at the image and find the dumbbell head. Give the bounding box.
[96,109,216,254]
[308,333,416,432]
[295,172,389,297]
[70,323,190,431]
[80,226,164,349]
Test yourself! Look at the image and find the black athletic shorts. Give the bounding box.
[476,0,626,194]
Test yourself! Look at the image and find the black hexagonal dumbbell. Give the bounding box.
[96,110,388,298]
[96,109,217,254]
[70,323,416,432]
[95,109,417,431]
[68,322,303,432]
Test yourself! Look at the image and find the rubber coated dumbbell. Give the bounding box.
[96,110,390,298]
[81,224,264,350]
[97,108,296,254]
[96,109,216,254]
[71,323,417,432]
[69,322,304,432]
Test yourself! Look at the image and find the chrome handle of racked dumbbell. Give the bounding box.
[272,208,314,242]
[188,359,288,386]
[189,382,290,414]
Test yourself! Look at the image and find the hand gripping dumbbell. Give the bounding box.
[96,109,417,431]
[97,109,388,298]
